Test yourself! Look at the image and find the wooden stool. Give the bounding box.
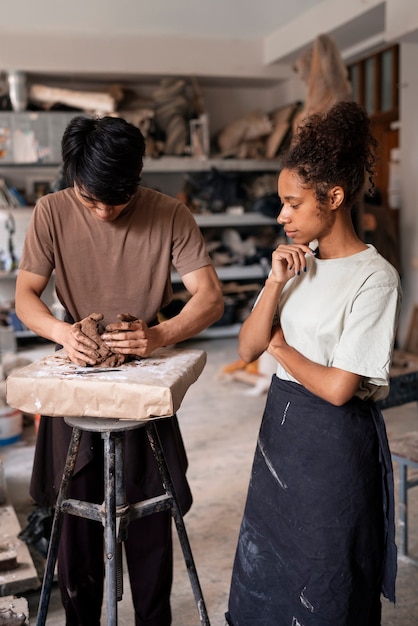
[35,416,210,626]
[390,431,418,565]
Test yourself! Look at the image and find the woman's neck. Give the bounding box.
[317,221,367,259]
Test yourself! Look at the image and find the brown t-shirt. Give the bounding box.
[20,186,212,326]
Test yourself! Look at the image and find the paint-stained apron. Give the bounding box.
[226,376,396,626]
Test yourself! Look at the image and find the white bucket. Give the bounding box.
[0,406,22,446]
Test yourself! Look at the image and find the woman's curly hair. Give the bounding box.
[280,101,377,207]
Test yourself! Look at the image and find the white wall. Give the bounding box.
[386,0,418,42]
[398,41,418,345]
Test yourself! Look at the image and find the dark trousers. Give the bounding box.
[56,452,173,626]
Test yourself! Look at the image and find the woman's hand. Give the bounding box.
[270,243,314,284]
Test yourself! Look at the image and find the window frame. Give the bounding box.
[347,44,399,120]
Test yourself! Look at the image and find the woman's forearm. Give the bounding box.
[238,277,284,363]
[268,338,361,406]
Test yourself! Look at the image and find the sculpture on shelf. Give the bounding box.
[216,109,272,158]
[292,33,352,133]
[181,167,243,213]
[152,78,193,156]
[215,101,300,160]
[118,107,161,158]
[264,102,301,159]
[29,84,124,115]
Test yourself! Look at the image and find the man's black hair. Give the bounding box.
[61,115,146,205]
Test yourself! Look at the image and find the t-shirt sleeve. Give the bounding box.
[331,273,401,386]
[19,200,55,277]
[171,203,212,276]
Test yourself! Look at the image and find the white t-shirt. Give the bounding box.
[271,245,401,402]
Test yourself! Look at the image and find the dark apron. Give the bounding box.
[226,376,396,626]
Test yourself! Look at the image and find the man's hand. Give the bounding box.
[102,313,160,358]
[63,313,125,367]
[61,313,105,366]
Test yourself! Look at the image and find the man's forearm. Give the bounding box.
[153,291,224,347]
[16,295,68,346]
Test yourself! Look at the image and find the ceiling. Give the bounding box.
[4,0,325,40]
[0,1,389,82]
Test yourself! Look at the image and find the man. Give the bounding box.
[15,115,224,626]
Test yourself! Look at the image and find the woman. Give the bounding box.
[226,101,401,626]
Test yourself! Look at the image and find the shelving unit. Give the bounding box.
[171,212,276,283]
[0,111,283,339]
[172,215,278,337]
[142,157,281,334]
[193,212,278,227]
[142,157,281,336]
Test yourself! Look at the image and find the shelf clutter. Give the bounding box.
[0,68,301,165]
[0,70,298,338]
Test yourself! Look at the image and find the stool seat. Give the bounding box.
[65,415,150,433]
[36,416,211,625]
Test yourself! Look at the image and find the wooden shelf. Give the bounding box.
[143,156,280,173]
[196,322,242,339]
[0,126,278,340]
[194,213,277,227]
[0,155,280,173]
[172,263,269,284]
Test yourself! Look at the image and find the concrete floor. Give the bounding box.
[1,336,418,625]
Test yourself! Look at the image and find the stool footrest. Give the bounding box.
[61,499,103,523]
[60,493,173,526]
[130,494,173,520]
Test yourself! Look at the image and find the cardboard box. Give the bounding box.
[6,348,207,420]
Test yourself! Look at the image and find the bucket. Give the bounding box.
[0,406,22,446]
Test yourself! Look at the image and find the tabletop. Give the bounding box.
[6,347,207,420]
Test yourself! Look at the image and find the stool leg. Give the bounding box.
[103,430,119,626]
[114,434,126,603]
[398,463,408,556]
[146,422,211,626]
[36,426,82,626]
